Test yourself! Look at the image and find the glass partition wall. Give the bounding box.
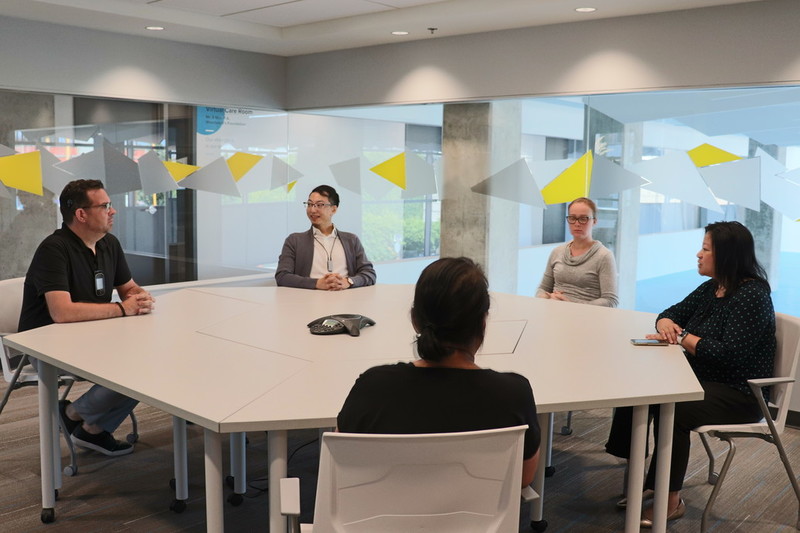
[1,86,799,316]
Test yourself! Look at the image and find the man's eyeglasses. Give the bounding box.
[303,202,332,209]
[81,202,113,212]
[566,215,594,225]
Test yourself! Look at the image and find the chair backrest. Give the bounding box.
[0,277,24,336]
[311,425,526,533]
[0,277,25,380]
[771,312,800,432]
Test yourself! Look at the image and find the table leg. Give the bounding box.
[173,417,188,502]
[545,412,554,470]
[530,412,551,524]
[204,429,224,533]
[625,405,648,533]
[230,432,246,500]
[38,361,57,523]
[268,430,288,533]
[52,397,62,492]
[652,402,675,533]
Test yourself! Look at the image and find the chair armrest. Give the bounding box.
[280,477,301,516]
[281,477,302,533]
[521,485,539,502]
[748,377,794,403]
[748,377,794,387]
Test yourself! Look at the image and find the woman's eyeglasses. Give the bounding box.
[566,215,594,225]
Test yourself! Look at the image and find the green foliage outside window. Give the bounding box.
[362,200,439,262]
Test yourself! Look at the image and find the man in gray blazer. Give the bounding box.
[275,185,376,290]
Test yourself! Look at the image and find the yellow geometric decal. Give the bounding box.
[0,151,43,195]
[688,143,742,167]
[287,180,297,193]
[163,161,200,182]
[542,151,593,205]
[370,153,406,189]
[226,152,263,182]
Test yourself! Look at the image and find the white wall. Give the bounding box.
[0,15,285,110]
[286,0,800,110]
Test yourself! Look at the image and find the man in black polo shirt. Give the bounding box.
[20,179,155,456]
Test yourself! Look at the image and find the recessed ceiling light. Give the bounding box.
[146,26,165,31]
[391,31,409,36]
[575,7,596,13]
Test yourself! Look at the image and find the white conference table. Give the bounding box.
[5,284,703,533]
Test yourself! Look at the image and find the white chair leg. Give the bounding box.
[561,411,573,436]
[699,433,719,484]
[126,412,139,444]
[0,354,28,415]
[701,437,736,533]
[769,431,800,529]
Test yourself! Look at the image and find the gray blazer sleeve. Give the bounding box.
[339,231,376,288]
[275,231,317,289]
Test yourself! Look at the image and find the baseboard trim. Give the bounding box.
[786,410,800,429]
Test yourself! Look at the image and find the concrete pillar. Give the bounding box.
[440,101,520,293]
[746,141,782,288]
[616,123,644,310]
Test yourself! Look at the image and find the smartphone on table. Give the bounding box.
[630,338,669,346]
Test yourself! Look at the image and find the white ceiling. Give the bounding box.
[0,0,764,57]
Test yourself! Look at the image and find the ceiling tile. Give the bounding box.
[152,0,290,17]
[228,0,392,27]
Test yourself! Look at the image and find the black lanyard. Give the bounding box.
[314,232,339,272]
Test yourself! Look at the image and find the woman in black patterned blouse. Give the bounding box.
[606,221,775,527]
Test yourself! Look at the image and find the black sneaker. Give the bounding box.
[58,400,80,435]
[71,427,134,457]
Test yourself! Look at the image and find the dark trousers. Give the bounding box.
[605,382,762,492]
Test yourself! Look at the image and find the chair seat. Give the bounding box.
[694,419,769,435]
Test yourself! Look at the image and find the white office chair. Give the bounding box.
[0,276,138,477]
[693,312,800,532]
[280,425,529,533]
[0,277,72,414]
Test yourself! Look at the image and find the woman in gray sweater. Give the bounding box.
[536,197,618,308]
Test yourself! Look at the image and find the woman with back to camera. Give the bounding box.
[536,197,618,307]
[337,256,541,487]
[605,221,775,527]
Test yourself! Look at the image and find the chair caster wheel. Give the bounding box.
[560,426,573,436]
[708,473,719,485]
[225,475,235,490]
[227,493,244,506]
[530,518,548,532]
[544,466,556,477]
[169,478,176,490]
[126,433,138,444]
[41,508,55,523]
[63,465,76,477]
[170,499,187,513]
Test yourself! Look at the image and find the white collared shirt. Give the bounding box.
[310,226,348,278]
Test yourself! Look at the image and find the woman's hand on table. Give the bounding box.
[652,318,683,344]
